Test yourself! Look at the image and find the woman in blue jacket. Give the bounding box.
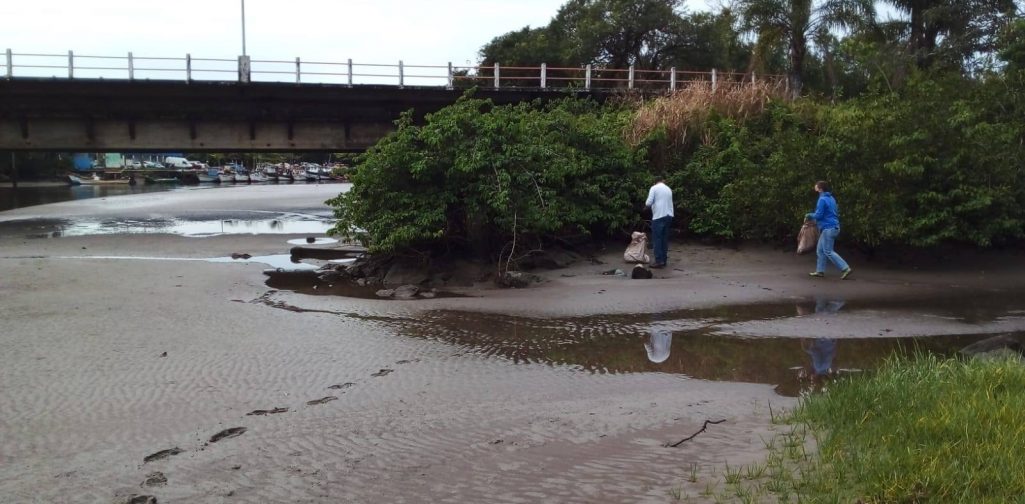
[806,181,852,279]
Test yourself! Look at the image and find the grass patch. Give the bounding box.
[784,352,1025,502]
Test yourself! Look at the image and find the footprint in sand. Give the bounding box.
[123,495,157,504]
[371,368,393,377]
[306,396,338,406]
[327,382,356,390]
[143,447,183,463]
[142,472,167,487]
[246,407,289,416]
[209,427,247,443]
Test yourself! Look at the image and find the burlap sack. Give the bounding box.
[796,219,819,255]
[624,232,651,263]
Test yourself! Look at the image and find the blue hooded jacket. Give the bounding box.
[810,192,840,230]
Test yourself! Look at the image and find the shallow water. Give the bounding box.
[0,181,344,213]
[373,307,1005,397]
[0,183,194,212]
[0,216,334,238]
[253,273,1025,397]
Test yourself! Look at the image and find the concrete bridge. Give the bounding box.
[1,50,781,152]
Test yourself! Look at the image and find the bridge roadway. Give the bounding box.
[0,78,614,152]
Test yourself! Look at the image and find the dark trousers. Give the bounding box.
[651,216,672,265]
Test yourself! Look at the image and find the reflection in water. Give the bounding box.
[645,328,672,363]
[796,297,845,392]
[803,339,838,376]
[378,305,998,397]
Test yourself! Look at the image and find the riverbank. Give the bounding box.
[2,186,1023,502]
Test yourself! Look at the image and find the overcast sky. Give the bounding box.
[3,0,711,84]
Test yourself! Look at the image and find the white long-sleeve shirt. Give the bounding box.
[645,182,674,220]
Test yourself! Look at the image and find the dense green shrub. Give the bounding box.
[662,73,1025,247]
[327,93,648,258]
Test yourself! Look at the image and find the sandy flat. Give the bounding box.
[1,185,1023,503]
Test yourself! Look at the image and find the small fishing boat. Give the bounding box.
[196,167,221,183]
[249,170,268,182]
[67,173,132,185]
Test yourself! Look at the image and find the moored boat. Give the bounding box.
[196,168,221,183]
[67,173,133,185]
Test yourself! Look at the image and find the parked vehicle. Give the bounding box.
[164,156,195,168]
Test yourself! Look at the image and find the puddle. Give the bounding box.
[0,216,333,238]
[381,308,1009,397]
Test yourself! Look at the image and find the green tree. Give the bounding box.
[478,0,751,76]
[327,94,648,261]
[738,0,875,96]
[878,0,1020,72]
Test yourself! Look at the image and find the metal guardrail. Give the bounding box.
[3,49,784,91]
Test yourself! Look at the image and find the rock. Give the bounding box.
[290,246,365,261]
[419,291,436,299]
[125,495,157,504]
[499,271,543,288]
[393,284,420,299]
[356,278,368,286]
[375,289,396,298]
[383,262,430,286]
[306,236,316,243]
[960,334,1025,359]
[230,252,252,260]
[970,348,1024,362]
[317,270,347,283]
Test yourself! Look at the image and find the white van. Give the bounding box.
[164,156,194,168]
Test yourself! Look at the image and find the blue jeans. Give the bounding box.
[816,227,849,273]
[651,216,672,265]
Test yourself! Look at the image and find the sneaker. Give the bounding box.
[841,268,853,280]
[650,263,666,269]
[809,272,824,278]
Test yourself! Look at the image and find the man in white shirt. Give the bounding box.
[644,176,674,268]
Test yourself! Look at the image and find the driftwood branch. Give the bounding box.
[664,419,727,448]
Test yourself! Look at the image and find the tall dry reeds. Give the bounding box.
[625,80,788,148]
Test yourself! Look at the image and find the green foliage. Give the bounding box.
[787,354,1025,502]
[656,72,1025,247]
[326,93,647,257]
[478,0,752,72]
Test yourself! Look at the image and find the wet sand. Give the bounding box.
[2,185,1024,502]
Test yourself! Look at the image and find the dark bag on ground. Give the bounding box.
[796,218,819,255]
[631,264,653,279]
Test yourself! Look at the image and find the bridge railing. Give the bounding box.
[3,49,785,91]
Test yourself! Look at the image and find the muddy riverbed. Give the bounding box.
[2,184,1024,502]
